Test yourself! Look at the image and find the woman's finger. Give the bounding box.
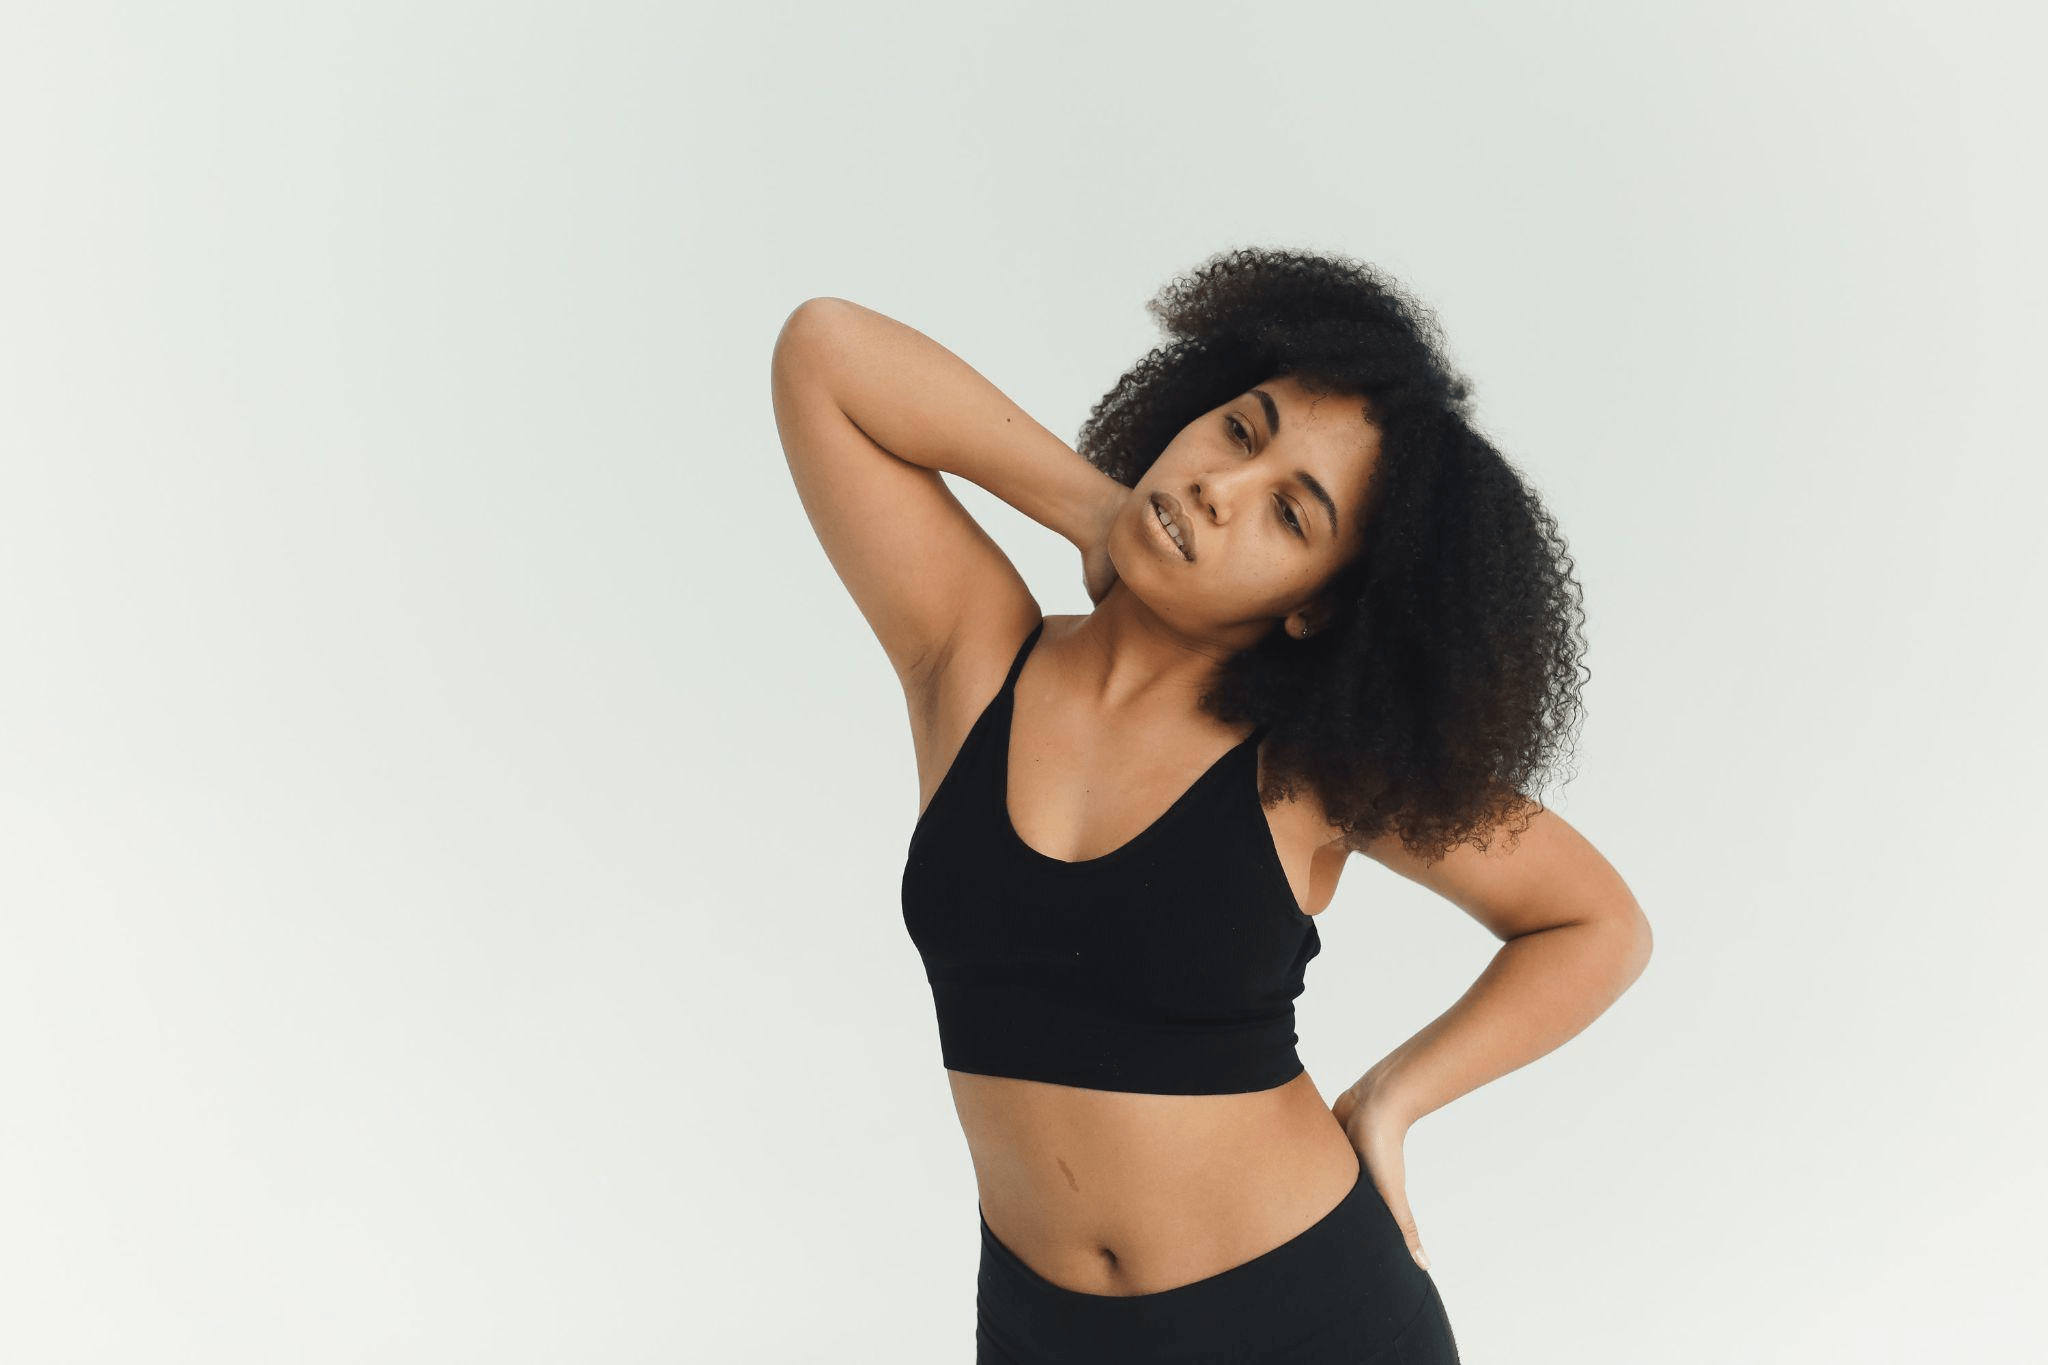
[1362,1130,1430,1270]
[1387,1188,1430,1270]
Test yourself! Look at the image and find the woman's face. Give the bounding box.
[1116,375,1380,636]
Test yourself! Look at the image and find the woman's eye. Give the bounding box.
[1228,415,1303,538]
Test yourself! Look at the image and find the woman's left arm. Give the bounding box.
[1330,801,1653,1266]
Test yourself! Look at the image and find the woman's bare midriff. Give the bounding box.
[950,1065,1365,1297]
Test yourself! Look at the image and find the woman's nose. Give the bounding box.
[1192,470,1248,517]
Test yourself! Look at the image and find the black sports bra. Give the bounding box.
[900,618,1321,1095]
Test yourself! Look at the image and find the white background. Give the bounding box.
[3,2,2043,1361]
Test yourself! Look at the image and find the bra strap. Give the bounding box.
[1002,619,1046,694]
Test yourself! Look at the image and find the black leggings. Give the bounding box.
[975,1146,1461,1363]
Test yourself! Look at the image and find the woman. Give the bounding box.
[770,247,1652,1363]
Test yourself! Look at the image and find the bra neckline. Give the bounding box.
[999,622,1269,870]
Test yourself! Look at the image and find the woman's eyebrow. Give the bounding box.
[1251,388,1282,436]
[1294,470,1340,538]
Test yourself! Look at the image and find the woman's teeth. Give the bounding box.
[1154,502,1190,558]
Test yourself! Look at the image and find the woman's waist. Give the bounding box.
[949,1068,1364,1296]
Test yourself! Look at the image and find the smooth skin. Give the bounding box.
[771,297,1652,1292]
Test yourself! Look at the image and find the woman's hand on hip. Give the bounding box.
[1331,1079,1432,1272]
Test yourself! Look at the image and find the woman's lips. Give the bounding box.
[1149,491,1195,561]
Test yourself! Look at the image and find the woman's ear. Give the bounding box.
[1288,596,1339,639]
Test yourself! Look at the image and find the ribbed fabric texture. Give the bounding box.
[901,618,1321,1095]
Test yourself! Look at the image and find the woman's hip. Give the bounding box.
[974,1145,1460,1364]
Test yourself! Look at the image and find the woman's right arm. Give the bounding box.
[770,297,1124,687]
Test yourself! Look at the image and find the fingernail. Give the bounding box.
[1414,1248,1431,1269]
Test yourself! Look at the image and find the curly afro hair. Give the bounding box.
[1075,246,1590,864]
